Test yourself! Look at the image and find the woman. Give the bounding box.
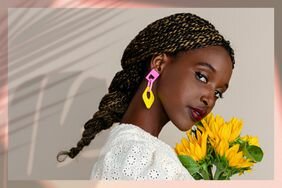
[57,12,235,180]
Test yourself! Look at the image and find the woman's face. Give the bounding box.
[157,46,233,131]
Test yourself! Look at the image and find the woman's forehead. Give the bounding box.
[177,46,233,69]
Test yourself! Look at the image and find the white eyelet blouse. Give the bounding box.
[90,123,193,180]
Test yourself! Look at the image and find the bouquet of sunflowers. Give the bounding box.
[175,113,263,180]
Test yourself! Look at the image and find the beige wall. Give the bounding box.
[8,8,273,180]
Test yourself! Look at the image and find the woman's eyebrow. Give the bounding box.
[197,62,229,90]
[197,62,216,73]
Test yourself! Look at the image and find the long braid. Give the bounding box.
[57,60,148,161]
[57,12,235,162]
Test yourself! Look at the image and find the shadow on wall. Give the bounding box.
[6,8,127,180]
[8,72,111,180]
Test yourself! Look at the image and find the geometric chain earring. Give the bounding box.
[142,69,160,109]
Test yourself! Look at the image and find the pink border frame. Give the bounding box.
[1,1,280,188]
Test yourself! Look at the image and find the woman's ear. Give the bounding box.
[149,53,171,73]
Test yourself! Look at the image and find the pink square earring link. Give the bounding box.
[142,69,160,109]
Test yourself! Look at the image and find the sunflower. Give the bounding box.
[175,129,208,161]
[241,135,259,147]
[214,140,254,169]
[200,113,243,146]
[176,113,263,180]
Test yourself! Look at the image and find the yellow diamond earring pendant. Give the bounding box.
[142,69,159,109]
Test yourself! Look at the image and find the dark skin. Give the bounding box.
[120,46,233,137]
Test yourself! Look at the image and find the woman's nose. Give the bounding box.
[200,90,215,108]
[201,97,209,106]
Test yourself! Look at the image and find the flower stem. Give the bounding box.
[214,168,223,180]
[207,165,213,180]
[200,164,212,180]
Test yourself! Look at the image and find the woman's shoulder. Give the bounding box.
[90,123,193,180]
[102,123,179,158]
[107,123,173,149]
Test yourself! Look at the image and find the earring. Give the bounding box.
[142,69,159,109]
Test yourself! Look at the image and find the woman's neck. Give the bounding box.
[120,80,169,137]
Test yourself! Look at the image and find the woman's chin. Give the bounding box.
[175,121,194,132]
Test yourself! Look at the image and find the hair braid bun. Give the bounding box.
[121,13,234,69]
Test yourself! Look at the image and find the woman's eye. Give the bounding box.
[195,72,208,83]
[215,90,223,99]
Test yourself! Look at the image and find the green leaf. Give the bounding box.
[192,173,203,180]
[220,176,230,180]
[195,121,203,126]
[243,145,264,162]
[214,155,228,170]
[178,155,201,175]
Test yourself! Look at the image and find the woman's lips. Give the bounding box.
[189,107,206,122]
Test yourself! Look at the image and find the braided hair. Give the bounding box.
[57,12,235,162]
